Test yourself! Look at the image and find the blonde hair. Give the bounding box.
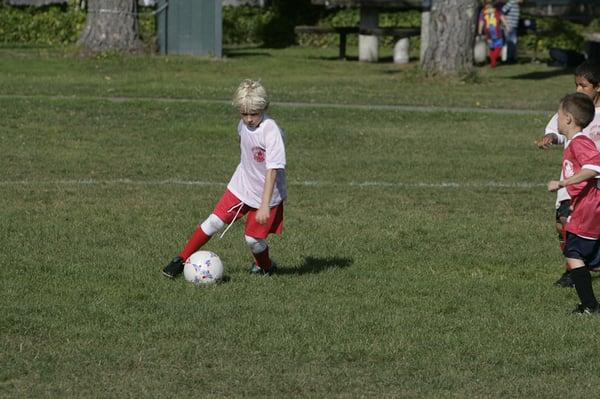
[232,79,269,114]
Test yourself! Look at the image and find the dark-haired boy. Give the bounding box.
[548,93,600,314]
[536,61,600,287]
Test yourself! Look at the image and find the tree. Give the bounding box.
[79,0,141,52]
[421,0,478,76]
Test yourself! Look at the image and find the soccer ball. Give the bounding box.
[183,250,224,285]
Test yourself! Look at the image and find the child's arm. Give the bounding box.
[548,168,599,192]
[535,134,556,149]
[536,113,565,149]
[256,169,279,224]
[535,133,565,149]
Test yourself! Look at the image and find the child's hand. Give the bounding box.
[535,135,554,150]
[548,180,561,192]
[255,206,270,225]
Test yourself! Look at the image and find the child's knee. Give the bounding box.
[200,214,225,236]
[245,235,267,253]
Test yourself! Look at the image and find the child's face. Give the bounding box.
[557,106,566,134]
[557,105,572,135]
[240,111,263,129]
[575,76,600,101]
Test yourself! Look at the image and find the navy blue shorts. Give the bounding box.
[564,232,600,269]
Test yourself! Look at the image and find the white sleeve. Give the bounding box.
[544,113,566,145]
[582,165,600,174]
[263,121,286,170]
[237,120,243,137]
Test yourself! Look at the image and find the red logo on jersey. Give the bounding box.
[252,146,265,163]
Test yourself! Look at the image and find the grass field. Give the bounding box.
[2,46,599,398]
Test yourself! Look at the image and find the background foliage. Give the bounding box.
[520,17,587,54]
[0,2,156,47]
[222,6,276,46]
[0,1,597,57]
[0,2,84,45]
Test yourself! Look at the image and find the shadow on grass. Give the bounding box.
[223,48,273,58]
[278,256,353,275]
[306,55,358,62]
[305,55,416,64]
[509,67,574,80]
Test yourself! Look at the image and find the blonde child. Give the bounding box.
[162,80,286,277]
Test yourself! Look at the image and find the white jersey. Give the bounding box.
[544,107,600,206]
[227,115,287,209]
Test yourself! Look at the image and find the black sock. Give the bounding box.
[571,268,598,309]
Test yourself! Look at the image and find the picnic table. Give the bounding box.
[302,0,425,62]
[294,25,420,61]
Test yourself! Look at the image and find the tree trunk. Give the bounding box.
[79,0,141,52]
[421,0,478,76]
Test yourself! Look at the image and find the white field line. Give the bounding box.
[0,178,546,189]
[0,94,552,116]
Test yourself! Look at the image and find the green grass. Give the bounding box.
[1,46,598,398]
[0,45,577,110]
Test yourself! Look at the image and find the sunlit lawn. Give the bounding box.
[1,46,595,398]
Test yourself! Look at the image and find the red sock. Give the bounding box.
[253,247,272,270]
[179,226,211,260]
[489,47,501,67]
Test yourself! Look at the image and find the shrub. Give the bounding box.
[0,2,156,47]
[519,17,586,54]
[222,6,276,46]
[0,2,85,45]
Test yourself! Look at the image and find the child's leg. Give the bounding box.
[557,222,567,252]
[179,214,225,260]
[556,200,571,252]
[553,201,573,287]
[178,190,248,260]
[489,47,501,68]
[244,203,284,273]
[569,262,598,310]
[245,235,273,271]
[565,232,600,311]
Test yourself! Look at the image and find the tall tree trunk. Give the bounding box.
[79,0,141,52]
[421,0,478,76]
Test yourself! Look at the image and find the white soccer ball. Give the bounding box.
[183,250,224,285]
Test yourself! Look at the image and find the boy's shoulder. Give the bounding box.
[261,116,283,132]
[569,134,597,153]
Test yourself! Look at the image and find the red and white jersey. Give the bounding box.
[545,107,600,205]
[227,115,287,209]
[562,133,600,239]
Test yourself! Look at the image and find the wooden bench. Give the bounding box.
[294,26,359,60]
[359,27,420,39]
[295,25,420,60]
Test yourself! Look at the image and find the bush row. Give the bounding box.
[0,2,84,45]
[0,1,315,48]
[0,2,157,47]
